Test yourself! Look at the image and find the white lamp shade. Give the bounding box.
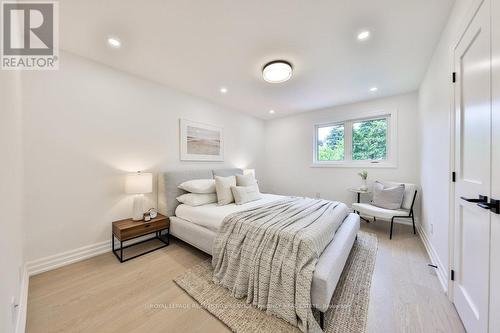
[125,172,153,194]
[243,169,256,177]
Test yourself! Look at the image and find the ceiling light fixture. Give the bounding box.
[357,30,371,41]
[220,87,228,94]
[107,37,121,48]
[369,87,378,92]
[269,109,276,114]
[262,60,293,83]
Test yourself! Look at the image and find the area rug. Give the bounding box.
[174,231,378,333]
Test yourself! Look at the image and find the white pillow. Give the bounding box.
[236,174,257,186]
[231,184,262,205]
[176,193,217,206]
[178,179,215,194]
[215,176,236,205]
[371,181,405,210]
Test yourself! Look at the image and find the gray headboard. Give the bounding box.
[158,168,243,217]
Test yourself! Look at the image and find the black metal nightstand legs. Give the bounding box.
[112,228,169,263]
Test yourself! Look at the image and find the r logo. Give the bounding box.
[1,1,58,69]
[3,2,53,55]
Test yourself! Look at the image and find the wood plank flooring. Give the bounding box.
[26,221,465,333]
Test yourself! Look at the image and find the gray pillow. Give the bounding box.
[371,181,405,210]
[231,184,262,205]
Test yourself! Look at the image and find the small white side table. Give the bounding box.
[349,188,372,222]
[349,187,372,203]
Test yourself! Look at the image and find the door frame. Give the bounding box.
[448,0,489,303]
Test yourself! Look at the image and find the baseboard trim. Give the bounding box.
[26,240,111,276]
[416,222,448,292]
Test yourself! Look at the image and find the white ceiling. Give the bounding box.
[59,0,454,119]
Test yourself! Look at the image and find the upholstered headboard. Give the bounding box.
[158,168,243,217]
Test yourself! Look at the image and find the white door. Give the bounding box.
[453,0,491,332]
[489,0,500,331]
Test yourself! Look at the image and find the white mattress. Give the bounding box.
[175,193,285,232]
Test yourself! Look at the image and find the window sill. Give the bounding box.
[310,162,397,169]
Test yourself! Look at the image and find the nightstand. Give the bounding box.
[112,214,169,262]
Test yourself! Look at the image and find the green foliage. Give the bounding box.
[352,119,387,160]
[318,125,344,161]
[318,141,344,161]
[358,170,368,179]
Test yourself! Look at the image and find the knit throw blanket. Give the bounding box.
[212,197,349,333]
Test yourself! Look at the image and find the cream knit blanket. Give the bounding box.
[212,197,348,332]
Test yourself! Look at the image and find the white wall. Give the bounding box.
[21,51,265,262]
[418,0,474,283]
[262,92,419,207]
[0,70,25,332]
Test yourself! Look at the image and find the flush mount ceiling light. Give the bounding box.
[107,37,121,48]
[220,87,228,94]
[262,60,293,83]
[357,30,371,41]
[269,109,276,114]
[369,87,378,92]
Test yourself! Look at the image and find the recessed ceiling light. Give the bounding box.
[357,31,371,41]
[107,37,121,48]
[220,87,228,94]
[262,61,293,83]
[269,109,276,114]
[369,87,378,92]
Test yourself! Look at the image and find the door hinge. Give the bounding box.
[452,171,456,182]
[451,269,455,281]
[452,72,456,83]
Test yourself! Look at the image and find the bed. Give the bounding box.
[158,168,360,330]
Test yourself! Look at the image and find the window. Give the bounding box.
[316,123,344,161]
[352,118,387,161]
[313,112,396,167]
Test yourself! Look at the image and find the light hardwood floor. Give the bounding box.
[26,221,465,333]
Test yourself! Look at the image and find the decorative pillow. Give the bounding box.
[231,184,262,205]
[215,176,237,205]
[176,193,217,206]
[178,179,215,194]
[236,174,257,186]
[371,181,405,210]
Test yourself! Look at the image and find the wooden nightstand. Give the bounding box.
[112,214,169,262]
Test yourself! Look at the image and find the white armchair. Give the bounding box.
[352,181,418,239]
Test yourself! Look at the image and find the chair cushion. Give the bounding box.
[381,181,417,210]
[371,181,405,210]
[352,203,410,220]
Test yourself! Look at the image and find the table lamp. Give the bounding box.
[243,169,256,177]
[125,172,153,221]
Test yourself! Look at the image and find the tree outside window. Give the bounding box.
[352,118,387,160]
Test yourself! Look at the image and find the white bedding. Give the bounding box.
[175,193,285,232]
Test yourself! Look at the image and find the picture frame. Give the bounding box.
[180,119,224,161]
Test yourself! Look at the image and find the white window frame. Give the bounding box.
[312,109,398,168]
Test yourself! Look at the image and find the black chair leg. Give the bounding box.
[412,215,416,234]
[390,217,394,239]
[319,311,324,329]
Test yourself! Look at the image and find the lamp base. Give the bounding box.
[132,194,144,221]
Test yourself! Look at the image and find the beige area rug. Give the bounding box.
[174,231,378,333]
